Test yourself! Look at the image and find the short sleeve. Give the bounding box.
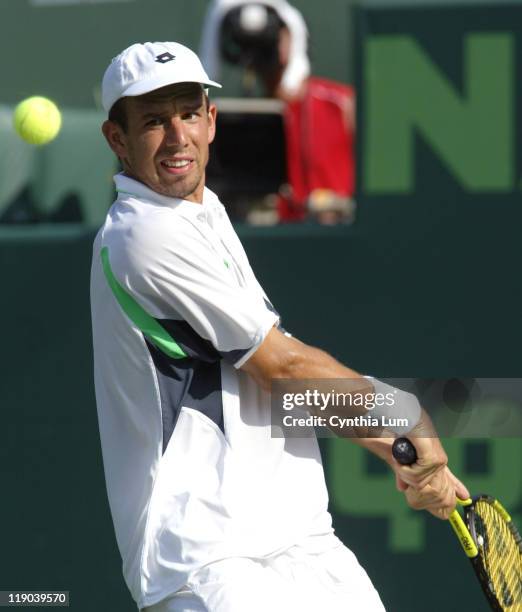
[103,210,278,368]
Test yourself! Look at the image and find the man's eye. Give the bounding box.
[146,117,163,126]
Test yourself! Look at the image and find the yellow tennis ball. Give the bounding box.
[13,96,62,145]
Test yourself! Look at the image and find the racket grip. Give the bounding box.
[392,437,418,465]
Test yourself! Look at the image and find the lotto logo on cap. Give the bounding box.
[102,41,222,113]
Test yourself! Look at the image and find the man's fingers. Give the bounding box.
[450,472,470,501]
[395,473,408,492]
[402,468,461,519]
[396,458,446,491]
[428,505,455,520]
[391,435,448,491]
[427,475,458,519]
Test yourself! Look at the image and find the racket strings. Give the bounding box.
[474,500,522,610]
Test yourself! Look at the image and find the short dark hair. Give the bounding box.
[107,88,211,133]
[108,97,128,131]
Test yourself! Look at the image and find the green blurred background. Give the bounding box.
[1,1,522,610]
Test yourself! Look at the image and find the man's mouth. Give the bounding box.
[160,158,193,174]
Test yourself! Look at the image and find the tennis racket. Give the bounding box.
[392,437,522,611]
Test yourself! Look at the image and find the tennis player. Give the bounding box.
[90,41,469,612]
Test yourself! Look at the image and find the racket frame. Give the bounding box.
[452,494,521,612]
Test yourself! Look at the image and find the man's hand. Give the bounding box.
[389,411,450,491]
[391,435,448,491]
[396,466,470,520]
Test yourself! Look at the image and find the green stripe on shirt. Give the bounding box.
[100,246,188,360]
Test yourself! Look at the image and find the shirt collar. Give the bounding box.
[113,173,221,218]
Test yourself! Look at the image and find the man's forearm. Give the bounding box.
[244,329,408,438]
[265,336,383,436]
[267,334,366,383]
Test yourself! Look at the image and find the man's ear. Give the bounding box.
[207,104,217,145]
[102,120,127,158]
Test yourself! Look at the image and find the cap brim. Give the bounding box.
[122,74,222,99]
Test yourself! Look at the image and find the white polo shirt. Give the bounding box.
[90,174,333,609]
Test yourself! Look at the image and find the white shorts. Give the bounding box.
[142,535,385,612]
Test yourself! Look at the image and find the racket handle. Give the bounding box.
[392,437,418,465]
[449,508,478,557]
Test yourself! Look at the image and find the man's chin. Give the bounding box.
[158,179,202,202]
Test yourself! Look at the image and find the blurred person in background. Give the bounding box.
[200,0,356,224]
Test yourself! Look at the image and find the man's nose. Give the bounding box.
[165,116,187,147]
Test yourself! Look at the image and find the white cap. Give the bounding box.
[102,41,222,113]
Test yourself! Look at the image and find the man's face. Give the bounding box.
[103,83,217,203]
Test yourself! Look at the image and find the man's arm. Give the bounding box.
[241,326,469,517]
[241,326,366,388]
